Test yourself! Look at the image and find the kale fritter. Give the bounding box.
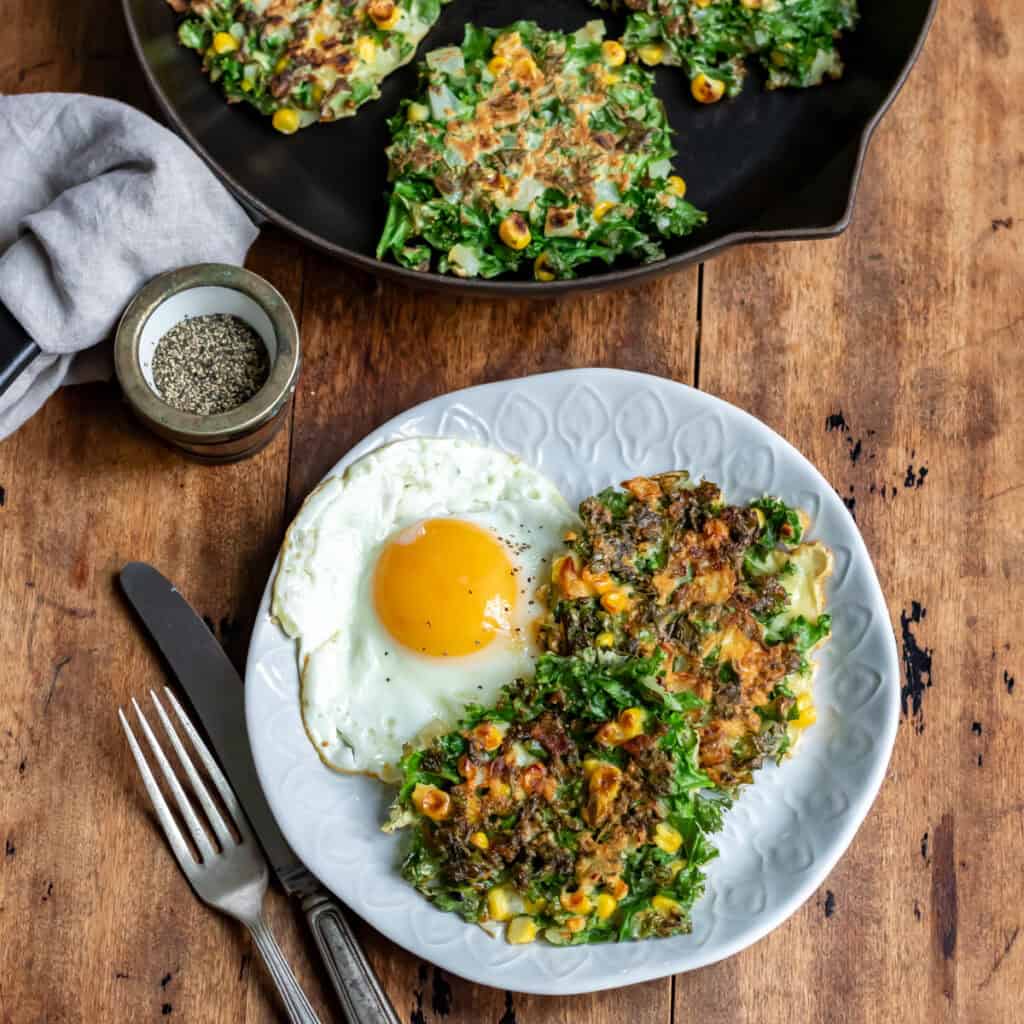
[594,0,859,101]
[386,649,726,945]
[377,20,705,280]
[544,473,832,787]
[169,0,449,132]
[386,473,832,946]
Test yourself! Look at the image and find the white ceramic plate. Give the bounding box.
[245,369,898,995]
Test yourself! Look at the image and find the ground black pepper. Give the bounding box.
[152,314,269,415]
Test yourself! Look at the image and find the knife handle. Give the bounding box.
[302,887,401,1024]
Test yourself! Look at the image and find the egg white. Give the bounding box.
[271,438,575,781]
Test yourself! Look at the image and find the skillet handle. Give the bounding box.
[0,299,39,399]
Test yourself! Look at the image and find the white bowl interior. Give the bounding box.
[137,285,277,391]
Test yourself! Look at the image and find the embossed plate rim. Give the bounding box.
[245,368,899,994]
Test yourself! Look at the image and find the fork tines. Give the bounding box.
[119,689,248,876]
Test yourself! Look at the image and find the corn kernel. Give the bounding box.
[583,569,615,595]
[406,101,430,123]
[626,702,655,733]
[513,56,539,81]
[601,40,626,67]
[507,916,538,944]
[499,213,531,250]
[601,588,630,613]
[652,894,681,916]
[550,554,568,583]
[492,32,522,56]
[595,893,617,920]
[534,252,555,282]
[274,56,289,73]
[560,889,592,915]
[524,896,547,914]
[567,915,587,934]
[241,79,254,92]
[602,72,621,86]
[691,73,725,104]
[487,779,511,799]
[481,171,510,193]
[369,0,400,29]
[618,707,646,740]
[487,55,509,76]
[637,44,665,66]
[311,84,324,104]
[584,763,622,829]
[593,201,616,222]
[595,630,615,649]
[794,703,818,729]
[740,0,762,8]
[212,32,238,55]
[668,859,687,878]
[665,175,687,199]
[271,108,301,134]
[356,36,376,63]
[470,831,489,851]
[606,876,629,900]
[653,822,682,854]
[411,783,451,821]
[487,886,514,922]
[471,721,503,752]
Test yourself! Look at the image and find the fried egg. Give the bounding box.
[272,438,574,781]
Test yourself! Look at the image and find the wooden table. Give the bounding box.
[2,1,1021,1021]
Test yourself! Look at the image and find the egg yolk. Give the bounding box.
[373,518,518,657]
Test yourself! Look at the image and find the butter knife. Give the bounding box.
[120,562,399,1024]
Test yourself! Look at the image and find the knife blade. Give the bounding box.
[120,562,399,1024]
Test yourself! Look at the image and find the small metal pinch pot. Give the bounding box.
[115,263,300,463]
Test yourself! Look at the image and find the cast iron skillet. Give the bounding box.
[127,0,935,299]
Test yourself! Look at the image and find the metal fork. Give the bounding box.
[120,688,322,1024]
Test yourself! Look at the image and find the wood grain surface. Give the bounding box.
[1,0,1021,1021]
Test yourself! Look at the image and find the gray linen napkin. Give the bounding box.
[0,93,260,440]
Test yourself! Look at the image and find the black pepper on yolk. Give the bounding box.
[372,518,518,657]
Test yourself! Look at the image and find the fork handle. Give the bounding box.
[302,888,401,1024]
[248,915,323,1024]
